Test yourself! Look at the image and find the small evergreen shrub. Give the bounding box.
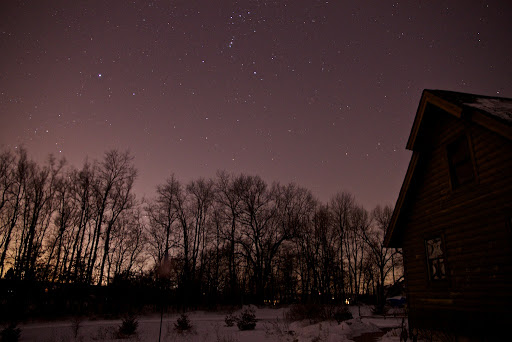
[174,313,193,332]
[117,313,138,338]
[1,323,21,342]
[236,307,257,331]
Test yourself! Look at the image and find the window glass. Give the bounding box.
[426,237,446,280]
[447,136,474,188]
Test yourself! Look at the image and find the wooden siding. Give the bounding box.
[400,107,512,336]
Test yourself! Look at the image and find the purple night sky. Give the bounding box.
[1,0,511,209]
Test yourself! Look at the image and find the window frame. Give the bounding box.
[424,234,448,283]
[446,133,477,190]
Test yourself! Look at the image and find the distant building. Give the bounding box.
[384,90,512,340]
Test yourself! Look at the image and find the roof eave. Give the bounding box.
[406,90,463,151]
[384,151,420,248]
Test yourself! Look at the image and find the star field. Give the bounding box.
[1,0,511,209]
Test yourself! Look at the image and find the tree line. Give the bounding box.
[0,148,402,309]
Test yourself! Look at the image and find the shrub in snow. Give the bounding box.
[236,307,257,331]
[70,316,82,339]
[117,313,138,338]
[224,313,236,327]
[285,303,325,323]
[174,313,193,332]
[371,303,389,315]
[0,323,21,342]
[333,305,353,324]
[263,317,295,340]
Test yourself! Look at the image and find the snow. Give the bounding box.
[464,97,512,124]
[11,305,408,342]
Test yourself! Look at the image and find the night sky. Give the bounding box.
[1,0,511,209]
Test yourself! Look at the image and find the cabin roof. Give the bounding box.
[428,89,512,125]
[384,89,512,248]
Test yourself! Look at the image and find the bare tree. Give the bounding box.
[235,175,278,302]
[272,241,299,303]
[200,203,227,306]
[344,205,371,299]
[292,201,340,304]
[108,207,147,279]
[86,150,137,285]
[277,183,317,302]
[235,177,312,302]
[293,218,314,302]
[146,175,180,265]
[330,191,355,301]
[97,151,137,285]
[0,149,26,277]
[0,150,15,214]
[42,174,75,282]
[66,161,94,283]
[309,206,333,303]
[214,171,243,300]
[16,154,63,280]
[362,205,403,312]
[173,177,215,306]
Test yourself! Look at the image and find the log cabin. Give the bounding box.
[384,89,512,341]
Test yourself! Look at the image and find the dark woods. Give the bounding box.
[0,148,402,319]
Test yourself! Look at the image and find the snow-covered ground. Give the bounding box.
[12,305,407,342]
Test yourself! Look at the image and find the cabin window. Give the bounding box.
[447,135,475,189]
[425,237,446,280]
